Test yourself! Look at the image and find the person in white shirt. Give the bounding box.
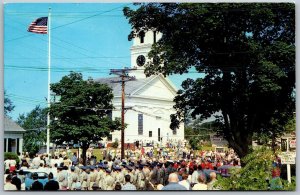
[32,155,41,169]
[192,175,207,190]
[4,159,11,170]
[178,172,191,190]
[4,175,17,191]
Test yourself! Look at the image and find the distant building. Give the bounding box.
[97,30,184,145]
[4,116,25,154]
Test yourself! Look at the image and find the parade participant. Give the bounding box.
[81,166,90,190]
[58,166,69,190]
[4,174,17,191]
[114,165,125,185]
[161,173,187,190]
[44,172,60,191]
[96,164,105,189]
[68,166,79,190]
[103,169,115,190]
[136,164,146,190]
[30,173,44,191]
[63,156,72,167]
[88,165,97,190]
[92,183,100,191]
[156,163,165,185]
[149,163,158,185]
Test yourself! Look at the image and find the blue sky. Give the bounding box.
[4,3,202,120]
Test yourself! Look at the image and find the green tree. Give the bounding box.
[4,90,15,115]
[17,106,47,155]
[215,147,295,190]
[124,3,295,158]
[49,72,121,165]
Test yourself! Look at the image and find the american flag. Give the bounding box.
[28,17,48,34]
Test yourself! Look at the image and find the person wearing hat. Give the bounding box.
[88,165,97,190]
[157,163,165,186]
[149,163,158,185]
[44,172,59,191]
[143,163,151,183]
[68,166,79,190]
[136,164,146,190]
[74,181,82,191]
[96,164,105,190]
[103,169,114,190]
[114,165,125,185]
[92,183,100,191]
[80,166,89,190]
[57,166,68,190]
[4,174,17,191]
[30,172,44,191]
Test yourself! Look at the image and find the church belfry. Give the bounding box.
[130,30,162,79]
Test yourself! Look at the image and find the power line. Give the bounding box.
[5,3,130,43]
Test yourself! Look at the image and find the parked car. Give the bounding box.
[22,170,49,190]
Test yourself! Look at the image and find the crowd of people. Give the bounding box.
[4,144,242,191]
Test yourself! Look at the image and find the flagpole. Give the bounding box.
[46,8,51,155]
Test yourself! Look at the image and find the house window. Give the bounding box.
[153,31,157,43]
[138,114,143,135]
[4,138,6,152]
[139,31,145,43]
[149,131,152,137]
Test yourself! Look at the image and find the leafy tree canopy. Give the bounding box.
[17,105,47,155]
[124,3,295,158]
[4,90,15,115]
[49,72,121,164]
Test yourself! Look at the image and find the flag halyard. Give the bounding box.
[28,17,48,34]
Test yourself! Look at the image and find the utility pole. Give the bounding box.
[110,68,136,160]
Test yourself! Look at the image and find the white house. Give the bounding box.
[4,116,25,154]
[97,30,184,146]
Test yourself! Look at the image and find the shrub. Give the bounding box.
[4,152,20,164]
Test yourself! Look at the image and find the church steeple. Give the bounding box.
[130,30,162,79]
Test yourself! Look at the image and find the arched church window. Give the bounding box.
[139,31,145,44]
[153,31,157,43]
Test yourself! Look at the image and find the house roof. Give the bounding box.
[95,75,157,96]
[4,116,26,132]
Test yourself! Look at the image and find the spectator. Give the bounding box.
[192,174,207,190]
[161,173,187,190]
[114,182,122,190]
[122,174,136,190]
[11,171,21,190]
[44,172,59,191]
[4,174,17,190]
[30,172,43,191]
[4,169,10,184]
[178,172,191,190]
[207,172,218,190]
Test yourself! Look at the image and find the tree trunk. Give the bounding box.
[82,146,88,166]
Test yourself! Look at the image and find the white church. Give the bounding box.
[97,30,185,146]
